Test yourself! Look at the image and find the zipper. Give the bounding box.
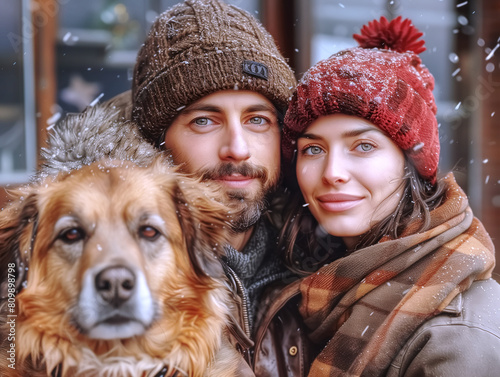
[223,263,251,338]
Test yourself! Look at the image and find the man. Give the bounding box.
[131,0,300,339]
[132,0,292,250]
[41,1,311,375]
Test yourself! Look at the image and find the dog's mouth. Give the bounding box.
[84,315,150,340]
[102,314,135,325]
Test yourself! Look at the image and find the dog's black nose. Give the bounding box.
[95,266,136,307]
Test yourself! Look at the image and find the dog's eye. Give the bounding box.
[139,225,160,241]
[59,228,85,243]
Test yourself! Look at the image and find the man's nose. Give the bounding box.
[218,121,251,161]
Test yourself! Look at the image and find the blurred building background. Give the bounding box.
[0,0,499,280]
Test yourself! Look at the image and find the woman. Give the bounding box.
[280,16,500,377]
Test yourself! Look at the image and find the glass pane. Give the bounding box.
[0,0,37,184]
[56,0,261,115]
[57,0,150,114]
[0,0,262,185]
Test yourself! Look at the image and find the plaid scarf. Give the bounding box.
[300,173,495,377]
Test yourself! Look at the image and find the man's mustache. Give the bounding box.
[199,162,268,182]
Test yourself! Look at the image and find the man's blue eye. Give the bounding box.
[249,117,265,124]
[194,118,209,126]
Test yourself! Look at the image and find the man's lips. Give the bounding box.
[316,193,363,212]
[217,174,255,188]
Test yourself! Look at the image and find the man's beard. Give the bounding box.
[198,162,278,232]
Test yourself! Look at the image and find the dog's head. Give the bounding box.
[0,158,236,373]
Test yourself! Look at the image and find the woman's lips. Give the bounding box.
[316,193,363,212]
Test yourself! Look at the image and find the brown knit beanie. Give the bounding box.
[283,16,440,184]
[132,0,297,147]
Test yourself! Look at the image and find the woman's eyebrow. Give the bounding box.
[299,126,384,140]
[341,126,384,138]
[299,132,322,140]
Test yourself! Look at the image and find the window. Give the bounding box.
[0,0,37,184]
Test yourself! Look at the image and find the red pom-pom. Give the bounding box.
[353,16,426,54]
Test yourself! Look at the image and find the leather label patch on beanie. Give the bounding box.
[243,60,269,80]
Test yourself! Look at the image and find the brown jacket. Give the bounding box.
[387,278,500,377]
[252,281,313,376]
[225,274,312,377]
[233,275,500,377]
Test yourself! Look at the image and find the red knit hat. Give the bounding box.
[283,16,439,184]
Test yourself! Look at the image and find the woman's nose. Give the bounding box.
[322,153,350,185]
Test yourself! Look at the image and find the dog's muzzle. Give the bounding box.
[73,263,156,340]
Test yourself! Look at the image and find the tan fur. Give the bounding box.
[0,158,241,377]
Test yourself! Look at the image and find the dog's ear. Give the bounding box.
[174,179,234,280]
[0,189,38,298]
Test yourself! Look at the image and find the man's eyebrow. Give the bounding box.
[180,102,277,116]
[246,103,277,115]
[181,104,222,115]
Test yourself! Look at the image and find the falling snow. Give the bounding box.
[413,142,424,152]
[89,93,104,107]
[485,44,499,61]
[457,15,469,26]
[47,112,61,126]
[448,53,459,63]
[63,32,72,43]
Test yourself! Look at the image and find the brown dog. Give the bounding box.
[0,159,244,377]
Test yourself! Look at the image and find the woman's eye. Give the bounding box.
[139,225,160,241]
[358,143,374,152]
[303,146,323,155]
[59,228,85,244]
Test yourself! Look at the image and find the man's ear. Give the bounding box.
[0,189,39,298]
[173,177,235,279]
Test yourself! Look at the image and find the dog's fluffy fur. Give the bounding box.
[0,159,242,377]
